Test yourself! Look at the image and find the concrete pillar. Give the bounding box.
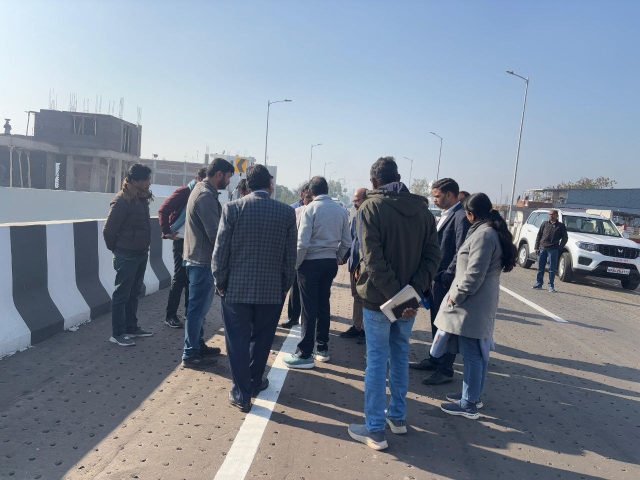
[89,157,102,192]
[45,153,56,190]
[115,158,123,190]
[66,155,75,191]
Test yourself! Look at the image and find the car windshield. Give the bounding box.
[562,215,621,237]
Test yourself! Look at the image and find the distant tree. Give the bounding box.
[275,185,297,205]
[328,180,350,206]
[410,178,434,201]
[548,177,617,189]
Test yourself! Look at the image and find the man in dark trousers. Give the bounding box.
[181,158,235,370]
[280,183,312,329]
[213,165,297,412]
[283,176,351,369]
[158,167,207,328]
[340,187,368,344]
[103,163,155,347]
[410,177,471,386]
[533,209,568,293]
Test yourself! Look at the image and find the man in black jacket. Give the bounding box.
[103,163,154,347]
[409,178,471,385]
[533,209,568,293]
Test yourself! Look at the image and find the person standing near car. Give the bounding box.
[103,163,155,347]
[533,209,568,293]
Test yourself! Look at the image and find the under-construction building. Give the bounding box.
[0,109,141,193]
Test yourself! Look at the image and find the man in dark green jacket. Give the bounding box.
[348,157,440,451]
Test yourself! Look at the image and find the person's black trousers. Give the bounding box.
[296,258,338,358]
[166,239,189,318]
[430,280,455,377]
[286,272,301,323]
[222,301,284,405]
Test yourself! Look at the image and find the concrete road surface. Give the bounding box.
[1,266,638,480]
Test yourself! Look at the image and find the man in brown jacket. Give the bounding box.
[103,163,154,347]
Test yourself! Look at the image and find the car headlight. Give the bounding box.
[576,242,598,252]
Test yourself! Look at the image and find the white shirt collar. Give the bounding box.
[441,201,460,215]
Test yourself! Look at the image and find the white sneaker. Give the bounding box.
[109,335,135,346]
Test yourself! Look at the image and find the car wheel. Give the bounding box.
[621,280,639,290]
[518,244,533,269]
[558,252,574,283]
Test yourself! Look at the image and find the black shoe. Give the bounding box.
[357,330,366,345]
[126,327,153,337]
[280,319,299,329]
[200,345,221,357]
[228,391,251,413]
[340,326,360,338]
[165,315,184,329]
[182,355,217,370]
[252,377,269,397]
[409,358,437,371]
[422,371,453,385]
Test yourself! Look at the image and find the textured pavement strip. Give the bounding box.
[0,266,638,479]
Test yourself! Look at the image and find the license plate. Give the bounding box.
[607,266,630,275]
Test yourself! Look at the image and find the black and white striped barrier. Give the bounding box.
[0,218,173,358]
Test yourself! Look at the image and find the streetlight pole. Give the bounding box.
[309,143,322,180]
[403,157,414,192]
[506,70,530,226]
[430,132,443,180]
[329,171,337,182]
[264,99,292,165]
[323,161,333,177]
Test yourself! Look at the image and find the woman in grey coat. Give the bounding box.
[434,193,517,419]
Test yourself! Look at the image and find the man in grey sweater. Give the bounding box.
[181,158,235,370]
[284,176,351,369]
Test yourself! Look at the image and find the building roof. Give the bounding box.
[557,188,640,215]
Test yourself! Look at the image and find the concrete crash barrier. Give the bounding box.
[0,217,173,358]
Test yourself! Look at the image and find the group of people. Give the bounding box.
[102,155,518,451]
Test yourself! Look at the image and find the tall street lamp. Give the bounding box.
[506,70,530,225]
[323,161,333,177]
[329,171,337,182]
[403,157,414,192]
[430,132,443,180]
[309,143,322,180]
[264,99,292,165]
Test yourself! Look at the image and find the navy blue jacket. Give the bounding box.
[434,202,471,288]
[347,215,360,272]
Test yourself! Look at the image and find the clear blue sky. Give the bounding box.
[3,0,639,200]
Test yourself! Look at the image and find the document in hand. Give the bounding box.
[380,285,421,322]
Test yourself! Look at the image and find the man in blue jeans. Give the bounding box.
[533,209,568,293]
[347,157,440,450]
[181,158,234,369]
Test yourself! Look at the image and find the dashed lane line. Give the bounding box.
[500,285,568,323]
[213,325,301,480]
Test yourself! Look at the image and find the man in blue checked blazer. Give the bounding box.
[212,164,297,413]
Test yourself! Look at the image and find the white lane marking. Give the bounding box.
[214,325,301,480]
[500,286,568,323]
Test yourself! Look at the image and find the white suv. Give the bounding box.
[516,209,640,290]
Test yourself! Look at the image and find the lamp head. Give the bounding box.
[506,70,514,74]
